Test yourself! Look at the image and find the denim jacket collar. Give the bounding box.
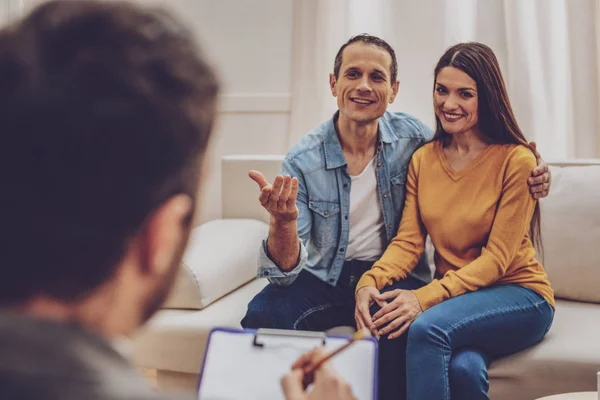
[323,111,398,170]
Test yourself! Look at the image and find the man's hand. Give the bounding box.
[355,286,385,337]
[281,348,357,400]
[370,289,422,340]
[528,142,551,199]
[249,170,299,222]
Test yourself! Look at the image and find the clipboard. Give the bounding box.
[197,327,378,400]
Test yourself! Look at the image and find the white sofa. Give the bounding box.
[132,156,600,399]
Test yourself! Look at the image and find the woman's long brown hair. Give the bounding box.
[432,42,542,253]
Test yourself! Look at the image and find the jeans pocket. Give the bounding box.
[348,275,358,287]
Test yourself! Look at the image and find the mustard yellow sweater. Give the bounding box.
[356,141,555,311]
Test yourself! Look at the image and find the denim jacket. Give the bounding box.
[258,111,434,286]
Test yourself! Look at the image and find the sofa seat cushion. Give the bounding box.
[133,278,268,374]
[162,219,268,310]
[488,299,600,400]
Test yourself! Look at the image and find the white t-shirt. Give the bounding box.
[344,158,386,261]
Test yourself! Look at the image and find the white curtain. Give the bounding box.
[290,0,600,159]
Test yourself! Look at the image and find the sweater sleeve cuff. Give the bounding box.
[413,281,445,311]
[356,275,378,294]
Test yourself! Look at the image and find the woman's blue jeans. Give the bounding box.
[403,284,554,400]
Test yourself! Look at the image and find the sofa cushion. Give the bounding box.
[162,219,268,310]
[133,278,269,373]
[541,165,600,303]
[488,300,600,399]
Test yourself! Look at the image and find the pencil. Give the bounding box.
[302,328,371,376]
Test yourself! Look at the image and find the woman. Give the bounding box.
[355,42,555,400]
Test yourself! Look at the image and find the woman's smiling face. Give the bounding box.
[434,66,479,136]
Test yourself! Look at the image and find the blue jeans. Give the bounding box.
[243,262,483,400]
[243,261,414,400]
[405,284,554,400]
[242,260,371,331]
[371,280,495,400]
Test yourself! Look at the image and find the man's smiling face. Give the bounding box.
[330,42,398,125]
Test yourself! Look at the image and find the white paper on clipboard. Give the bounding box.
[197,328,378,400]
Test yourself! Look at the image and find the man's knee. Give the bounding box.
[448,350,488,390]
[241,294,266,329]
[241,286,299,329]
[242,290,282,329]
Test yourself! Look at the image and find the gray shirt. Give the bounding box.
[0,312,191,400]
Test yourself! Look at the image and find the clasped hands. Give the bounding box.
[355,286,423,340]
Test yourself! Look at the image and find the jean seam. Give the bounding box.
[293,302,353,330]
[444,299,550,337]
[442,340,450,400]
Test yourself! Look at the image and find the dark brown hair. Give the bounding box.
[432,42,542,252]
[334,34,398,83]
[0,0,218,304]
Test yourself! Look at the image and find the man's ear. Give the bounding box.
[329,73,337,97]
[389,80,400,104]
[142,194,194,276]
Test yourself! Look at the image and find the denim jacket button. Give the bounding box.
[324,211,329,215]
[383,193,388,199]
[377,162,382,167]
[388,224,392,229]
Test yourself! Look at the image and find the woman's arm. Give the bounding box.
[412,146,537,311]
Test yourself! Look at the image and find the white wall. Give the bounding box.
[139,0,293,224]
[0,0,24,26]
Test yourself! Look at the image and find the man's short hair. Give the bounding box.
[0,0,219,304]
[333,34,398,83]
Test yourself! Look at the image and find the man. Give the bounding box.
[241,34,551,399]
[0,1,354,399]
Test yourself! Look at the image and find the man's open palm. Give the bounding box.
[249,170,299,222]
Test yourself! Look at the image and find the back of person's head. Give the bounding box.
[0,0,219,311]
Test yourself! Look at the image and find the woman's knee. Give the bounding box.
[407,311,446,347]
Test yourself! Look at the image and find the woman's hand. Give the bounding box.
[354,286,385,336]
[371,289,423,340]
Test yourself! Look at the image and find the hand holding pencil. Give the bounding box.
[280,329,370,400]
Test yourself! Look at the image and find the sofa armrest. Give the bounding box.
[221,155,284,224]
[163,219,268,310]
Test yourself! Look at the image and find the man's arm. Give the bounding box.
[251,158,311,284]
[263,175,301,271]
[528,142,551,199]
